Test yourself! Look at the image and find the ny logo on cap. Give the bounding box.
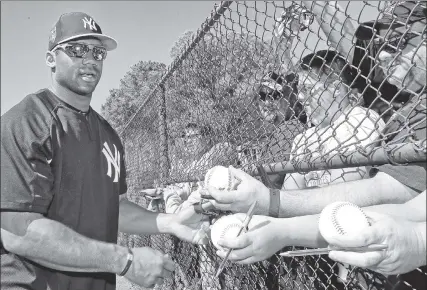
[50,26,56,43]
[82,16,98,31]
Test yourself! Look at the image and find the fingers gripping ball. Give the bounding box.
[210,215,243,251]
[204,166,240,191]
[319,202,371,283]
[318,201,371,245]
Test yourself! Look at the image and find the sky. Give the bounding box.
[1,1,218,115]
[1,1,381,116]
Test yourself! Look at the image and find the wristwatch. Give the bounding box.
[269,188,281,218]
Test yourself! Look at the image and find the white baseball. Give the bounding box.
[204,165,238,191]
[210,215,243,251]
[318,201,371,245]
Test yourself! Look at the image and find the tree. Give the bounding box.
[169,30,195,60]
[164,29,284,182]
[101,61,167,132]
[166,29,282,146]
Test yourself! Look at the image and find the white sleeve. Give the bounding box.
[163,183,191,214]
[347,107,386,147]
[290,132,304,160]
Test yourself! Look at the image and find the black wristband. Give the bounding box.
[119,248,134,276]
[269,188,280,218]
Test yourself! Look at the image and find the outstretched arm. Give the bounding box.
[278,171,416,217]
[205,167,418,218]
[118,197,176,235]
[301,1,356,63]
[363,190,426,222]
[273,3,314,72]
[1,211,129,273]
[118,196,209,245]
[216,191,426,267]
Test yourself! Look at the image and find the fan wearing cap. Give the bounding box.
[282,50,386,190]
[255,72,307,189]
[353,1,427,215]
[301,1,424,122]
[1,12,209,290]
[251,3,311,188]
[355,1,426,94]
[353,2,426,119]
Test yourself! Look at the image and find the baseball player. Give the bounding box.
[1,12,208,290]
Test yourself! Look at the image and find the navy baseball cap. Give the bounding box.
[48,12,117,51]
[355,1,426,40]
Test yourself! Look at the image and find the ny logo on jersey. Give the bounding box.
[102,142,120,182]
[82,17,98,31]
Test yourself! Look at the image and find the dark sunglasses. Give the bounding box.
[258,86,282,102]
[180,133,202,139]
[380,32,419,54]
[52,42,108,61]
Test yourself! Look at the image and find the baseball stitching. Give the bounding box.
[331,202,370,235]
[220,223,241,240]
[205,168,213,188]
[226,168,232,190]
[206,166,232,190]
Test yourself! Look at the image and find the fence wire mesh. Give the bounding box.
[118,1,426,289]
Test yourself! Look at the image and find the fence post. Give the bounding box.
[158,83,170,185]
[153,84,170,213]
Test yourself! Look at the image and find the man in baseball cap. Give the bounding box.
[350,1,426,121]
[355,1,426,41]
[1,11,209,290]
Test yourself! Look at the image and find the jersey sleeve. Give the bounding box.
[1,105,55,213]
[346,107,386,148]
[290,133,303,156]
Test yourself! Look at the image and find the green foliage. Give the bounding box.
[169,30,195,60]
[101,61,167,132]
[166,29,281,146]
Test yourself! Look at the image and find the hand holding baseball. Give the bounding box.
[212,214,285,264]
[202,166,270,215]
[322,207,426,275]
[171,203,210,245]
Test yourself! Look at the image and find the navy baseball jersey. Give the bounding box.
[1,89,127,290]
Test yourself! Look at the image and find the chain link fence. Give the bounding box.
[118,1,426,289]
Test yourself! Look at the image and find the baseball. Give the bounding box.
[204,165,239,191]
[318,201,371,245]
[210,215,243,251]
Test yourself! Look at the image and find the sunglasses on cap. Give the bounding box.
[258,86,282,102]
[377,31,421,54]
[52,42,108,61]
[181,133,202,139]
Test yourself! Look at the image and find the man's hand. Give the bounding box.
[215,214,285,264]
[274,4,314,38]
[328,212,427,275]
[140,188,163,199]
[124,247,176,288]
[169,204,211,245]
[202,166,270,215]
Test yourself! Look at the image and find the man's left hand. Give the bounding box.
[215,214,285,264]
[202,166,271,215]
[169,204,211,245]
[328,212,426,275]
